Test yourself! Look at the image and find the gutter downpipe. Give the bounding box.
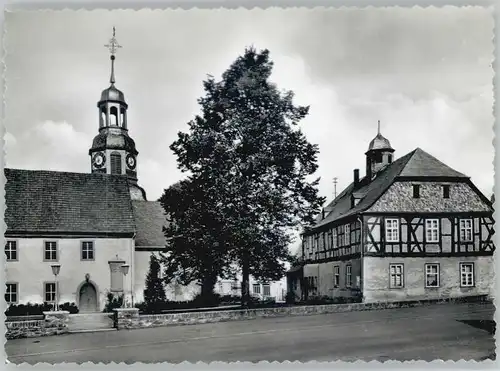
[131,232,136,307]
[357,215,364,300]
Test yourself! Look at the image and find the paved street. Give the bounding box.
[6,302,495,363]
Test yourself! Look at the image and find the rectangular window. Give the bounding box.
[44,282,56,302]
[332,229,337,249]
[346,265,352,287]
[385,219,399,242]
[459,219,473,242]
[425,264,440,288]
[5,240,17,261]
[460,263,474,287]
[390,264,404,288]
[345,224,351,245]
[443,185,450,199]
[339,227,345,247]
[327,230,332,250]
[263,284,271,297]
[425,219,439,243]
[252,284,261,294]
[81,241,95,260]
[44,241,58,261]
[413,184,420,198]
[5,283,18,304]
[333,266,340,287]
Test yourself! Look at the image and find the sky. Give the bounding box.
[4,7,495,243]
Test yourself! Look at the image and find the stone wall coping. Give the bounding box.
[42,311,70,315]
[137,295,491,319]
[114,308,140,312]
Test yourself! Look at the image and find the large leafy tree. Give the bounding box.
[169,47,324,305]
[159,177,233,302]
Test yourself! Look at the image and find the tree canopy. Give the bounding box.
[162,47,324,305]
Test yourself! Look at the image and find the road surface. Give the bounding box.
[6,302,495,363]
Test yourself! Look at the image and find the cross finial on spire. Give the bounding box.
[104,27,122,85]
[377,120,381,135]
[105,26,122,56]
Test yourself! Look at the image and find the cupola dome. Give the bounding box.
[99,85,127,105]
[368,132,393,152]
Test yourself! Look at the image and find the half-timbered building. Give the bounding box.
[288,126,495,303]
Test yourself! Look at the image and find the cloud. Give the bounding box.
[7,120,91,173]
[4,132,17,147]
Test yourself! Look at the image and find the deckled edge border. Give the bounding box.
[0,1,498,369]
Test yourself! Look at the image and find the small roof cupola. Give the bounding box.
[365,120,395,179]
[89,27,146,201]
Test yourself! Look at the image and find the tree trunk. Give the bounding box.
[200,275,217,306]
[241,257,250,307]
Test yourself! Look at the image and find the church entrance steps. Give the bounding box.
[67,313,115,332]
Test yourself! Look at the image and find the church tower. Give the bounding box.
[89,28,146,200]
[365,120,395,180]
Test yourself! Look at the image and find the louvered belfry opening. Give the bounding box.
[110,152,122,175]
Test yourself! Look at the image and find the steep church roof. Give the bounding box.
[309,148,470,231]
[132,201,168,249]
[4,168,136,236]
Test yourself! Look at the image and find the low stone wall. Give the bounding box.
[114,295,490,330]
[5,311,70,340]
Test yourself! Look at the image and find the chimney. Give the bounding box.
[353,169,360,187]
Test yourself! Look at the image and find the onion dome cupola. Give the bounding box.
[365,120,395,179]
[89,27,146,201]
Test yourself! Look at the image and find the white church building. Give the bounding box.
[4,31,284,312]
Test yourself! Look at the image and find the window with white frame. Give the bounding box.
[425,264,440,288]
[459,219,473,242]
[425,219,439,243]
[81,241,95,261]
[5,283,18,304]
[389,264,404,288]
[333,266,340,287]
[385,219,399,242]
[345,224,351,245]
[332,229,337,249]
[346,265,352,287]
[44,282,56,302]
[263,284,271,297]
[460,263,474,287]
[252,284,261,294]
[5,241,17,261]
[44,241,58,261]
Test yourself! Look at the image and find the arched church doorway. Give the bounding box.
[79,282,98,312]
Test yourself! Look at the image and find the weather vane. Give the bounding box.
[105,26,122,56]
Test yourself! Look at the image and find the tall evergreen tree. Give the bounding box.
[169,47,324,305]
[143,255,167,309]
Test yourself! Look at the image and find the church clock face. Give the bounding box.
[126,154,136,170]
[92,152,105,168]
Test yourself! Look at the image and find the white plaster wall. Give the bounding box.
[5,237,134,311]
